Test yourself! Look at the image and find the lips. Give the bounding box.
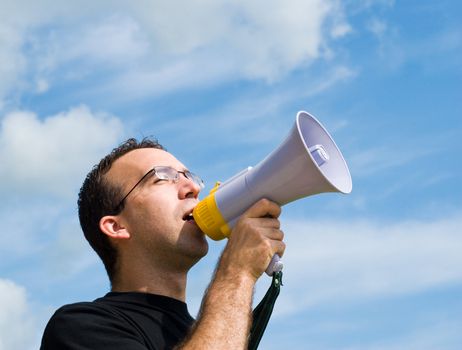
[183,213,194,221]
[182,208,195,222]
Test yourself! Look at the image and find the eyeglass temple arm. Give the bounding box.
[116,168,156,209]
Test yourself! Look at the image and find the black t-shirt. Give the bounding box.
[40,292,194,350]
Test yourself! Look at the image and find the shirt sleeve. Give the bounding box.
[40,303,152,350]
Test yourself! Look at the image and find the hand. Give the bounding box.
[218,198,285,281]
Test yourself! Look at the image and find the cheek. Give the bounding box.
[137,191,182,227]
[124,185,185,236]
[126,206,174,246]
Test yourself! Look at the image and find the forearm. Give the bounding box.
[177,266,256,349]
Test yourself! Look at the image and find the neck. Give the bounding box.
[111,261,189,302]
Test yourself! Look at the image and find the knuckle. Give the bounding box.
[262,198,276,211]
[274,219,281,229]
[278,241,286,256]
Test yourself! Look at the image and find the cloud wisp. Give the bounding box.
[271,214,462,316]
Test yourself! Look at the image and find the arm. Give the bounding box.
[177,198,285,349]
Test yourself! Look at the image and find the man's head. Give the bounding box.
[78,138,208,284]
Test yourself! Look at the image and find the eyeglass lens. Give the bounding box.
[154,166,204,189]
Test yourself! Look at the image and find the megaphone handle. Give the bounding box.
[265,254,283,276]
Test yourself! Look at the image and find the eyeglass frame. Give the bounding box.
[114,165,204,212]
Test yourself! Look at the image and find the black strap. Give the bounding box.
[248,271,283,350]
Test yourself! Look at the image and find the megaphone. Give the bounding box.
[193,111,352,275]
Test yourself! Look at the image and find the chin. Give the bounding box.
[192,237,209,258]
[178,229,209,257]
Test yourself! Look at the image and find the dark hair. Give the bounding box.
[78,137,166,283]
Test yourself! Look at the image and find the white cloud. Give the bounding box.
[271,214,462,316]
[86,1,353,100]
[0,0,352,101]
[110,0,351,94]
[0,105,124,197]
[0,279,36,350]
[33,14,150,77]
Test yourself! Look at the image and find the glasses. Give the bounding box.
[115,165,204,211]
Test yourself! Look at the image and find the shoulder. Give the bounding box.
[46,301,120,329]
[40,301,145,349]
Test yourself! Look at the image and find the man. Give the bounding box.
[41,138,285,349]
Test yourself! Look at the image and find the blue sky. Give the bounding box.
[0,1,461,349]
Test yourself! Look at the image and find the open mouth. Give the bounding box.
[182,212,195,222]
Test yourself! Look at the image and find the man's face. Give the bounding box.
[106,148,208,272]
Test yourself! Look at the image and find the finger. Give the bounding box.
[249,217,281,230]
[265,228,284,241]
[270,240,286,258]
[241,198,281,219]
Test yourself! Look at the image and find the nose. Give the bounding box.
[178,175,201,199]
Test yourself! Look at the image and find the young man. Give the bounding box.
[41,138,285,349]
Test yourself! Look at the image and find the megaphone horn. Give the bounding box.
[193,111,352,274]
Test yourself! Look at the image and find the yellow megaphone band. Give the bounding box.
[193,183,231,241]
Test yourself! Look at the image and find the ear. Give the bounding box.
[99,215,131,240]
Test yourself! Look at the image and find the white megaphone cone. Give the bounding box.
[193,111,352,275]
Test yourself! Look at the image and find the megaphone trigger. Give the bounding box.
[265,254,283,276]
